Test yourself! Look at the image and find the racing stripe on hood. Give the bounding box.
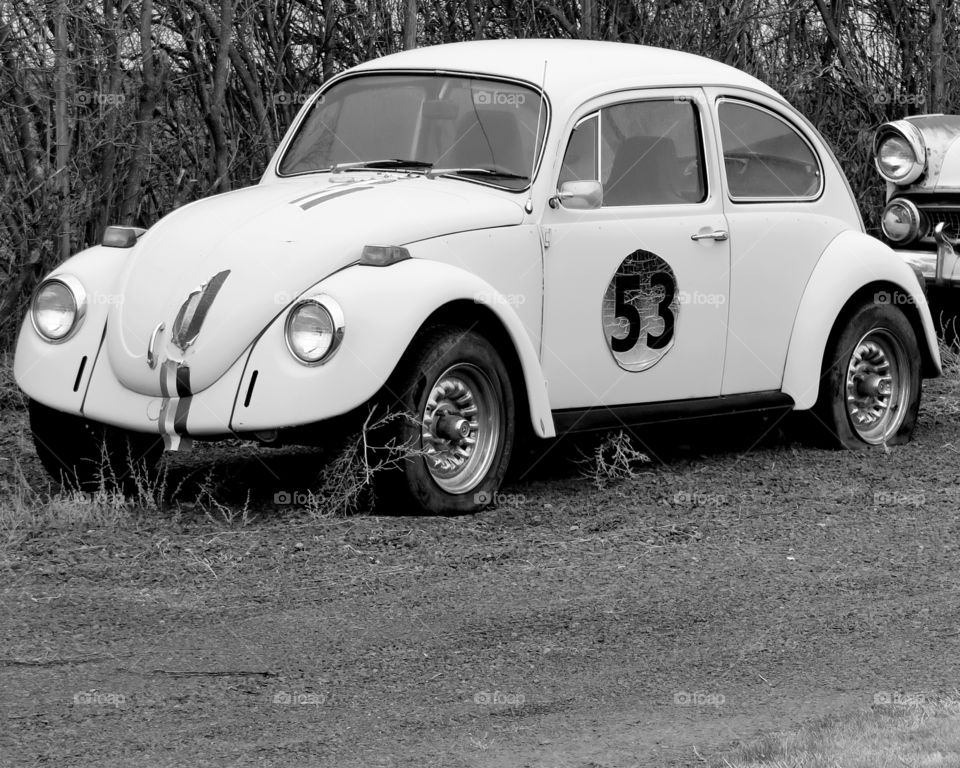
[300,186,373,211]
[158,360,193,450]
[293,178,398,211]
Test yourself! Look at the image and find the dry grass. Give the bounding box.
[0,462,133,550]
[578,429,651,489]
[306,410,421,517]
[714,697,960,768]
[0,351,23,410]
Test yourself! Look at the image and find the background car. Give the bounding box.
[874,115,960,339]
[15,39,942,513]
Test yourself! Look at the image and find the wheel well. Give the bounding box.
[828,282,938,377]
[407,301,533,435]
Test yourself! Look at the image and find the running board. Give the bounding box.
[552,391,795,434]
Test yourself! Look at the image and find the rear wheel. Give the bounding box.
[29,399,164,492]
[813,302,921,448]
[378,326,515,514]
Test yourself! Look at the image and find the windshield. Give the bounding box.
[278,73,547,191]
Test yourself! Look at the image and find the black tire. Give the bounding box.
[29,399,164,492]
[812,302,921,449]
[375,326,515,514]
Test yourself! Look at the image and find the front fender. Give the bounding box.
[232,258,555,438]
[14,245,128,415]
[782,231,941,410]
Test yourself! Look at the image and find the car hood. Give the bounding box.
[897,115,960,192]
[106,175,525,396]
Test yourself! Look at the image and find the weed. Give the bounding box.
[578,430,650,490]
[306,409,420,518]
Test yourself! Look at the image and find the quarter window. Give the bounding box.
[558,115,598,186]
[718,100,822,200]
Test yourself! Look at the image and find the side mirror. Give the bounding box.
[554,180,603,210]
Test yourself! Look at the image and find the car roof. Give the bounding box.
[349,39,781,103]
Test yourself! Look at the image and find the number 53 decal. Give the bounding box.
[601,249,679,371]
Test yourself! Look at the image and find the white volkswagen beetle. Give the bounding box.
[15,39,941,513]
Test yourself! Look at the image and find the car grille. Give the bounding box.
[918,206,960,243]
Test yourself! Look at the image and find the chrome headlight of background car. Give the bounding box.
[880,198,925,244]
[31,275,87,343]
[874,121,926,185]
[284,295,344,365]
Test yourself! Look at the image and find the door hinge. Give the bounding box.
[542,227,552,249]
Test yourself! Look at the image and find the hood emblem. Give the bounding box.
[170,269,231,352]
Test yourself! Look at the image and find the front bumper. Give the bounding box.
[895,224,960,286]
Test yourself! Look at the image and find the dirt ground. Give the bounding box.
[3,374,960,767]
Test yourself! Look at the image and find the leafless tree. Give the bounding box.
[0,0,956,347]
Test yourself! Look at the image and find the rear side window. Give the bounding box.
[718,100,822,200]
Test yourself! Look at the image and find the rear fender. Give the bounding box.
[782,231,940,410]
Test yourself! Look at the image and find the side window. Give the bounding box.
[718,100,822,200]
[601,99,706,206]
[558,114,598,186]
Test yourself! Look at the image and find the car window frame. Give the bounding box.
[715,96,824,204]
[273,69,552,194]
[555,92,711,208]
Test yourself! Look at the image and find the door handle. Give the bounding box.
[690,229,729,242]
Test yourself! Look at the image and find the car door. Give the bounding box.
[707,91,854,395]
[540,88,731,413]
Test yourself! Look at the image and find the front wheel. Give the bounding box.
[379,326,515,514]
[814,302,921,448]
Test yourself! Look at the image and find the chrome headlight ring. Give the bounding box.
[30,274,87,344]
[874,121,926,185]
[284,294,345,366]
[880,198,925,244]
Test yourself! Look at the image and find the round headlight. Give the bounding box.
[284,296,344,365]
[874,123,925,185]
[31,277,85,342]
[881,198,924,243]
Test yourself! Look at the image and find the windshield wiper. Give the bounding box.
[430,166,529,181]
[330,159,433,173]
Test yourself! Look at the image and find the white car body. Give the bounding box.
[15,40,941,512]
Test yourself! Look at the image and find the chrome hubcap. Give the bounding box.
[844,329,909,444]
[420,364,500,494]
